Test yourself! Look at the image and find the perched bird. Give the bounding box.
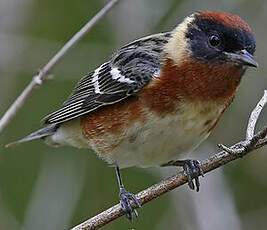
[7,11,257,220]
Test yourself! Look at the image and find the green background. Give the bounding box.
[0,0,266,229]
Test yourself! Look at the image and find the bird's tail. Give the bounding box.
[5,124,59,148]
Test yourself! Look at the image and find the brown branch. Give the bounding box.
[0,0,121,134]
[71,90,267,230]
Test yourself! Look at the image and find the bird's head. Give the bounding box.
[165,10,257,69]
[158,11,258,102]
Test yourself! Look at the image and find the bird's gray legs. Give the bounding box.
[115,165,141,220]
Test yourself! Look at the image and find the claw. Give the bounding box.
[119,188,141,221]
[182,159,204,192]
[161,159,204,191]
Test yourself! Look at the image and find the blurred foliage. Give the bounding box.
[0,0,266,230]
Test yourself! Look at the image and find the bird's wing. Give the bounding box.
[43,33,171,124]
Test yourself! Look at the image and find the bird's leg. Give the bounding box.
[115,165,141,221]
[161,159,204,192]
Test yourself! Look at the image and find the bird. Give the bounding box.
[7,10,258,220]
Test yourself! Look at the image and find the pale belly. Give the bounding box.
[106,114,211,168]
[46,101,226,168]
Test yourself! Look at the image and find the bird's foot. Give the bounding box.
[181,159,204,191]
[162,159,204,192]
[119,188,141,221]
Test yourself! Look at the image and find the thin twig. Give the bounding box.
[0,0,121,134]
[218,90,267,154]
[246,90,267,140]
[70,91,267,230]
[249,125,267,146]
[256,137,267,148]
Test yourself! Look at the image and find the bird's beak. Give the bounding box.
[224,49,258,68]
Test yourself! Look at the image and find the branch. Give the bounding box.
[71,90,267,230]
[0,0,121,134]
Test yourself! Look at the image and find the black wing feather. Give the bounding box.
[43,33,171,124]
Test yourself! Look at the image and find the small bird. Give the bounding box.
[7,11,257,220]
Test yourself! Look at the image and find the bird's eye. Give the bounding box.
[209,35,221,47]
